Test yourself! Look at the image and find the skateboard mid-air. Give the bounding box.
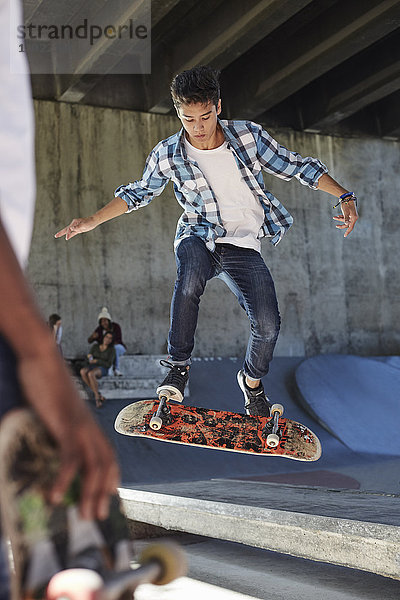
[0,408,186,600]
[115,393,321,462]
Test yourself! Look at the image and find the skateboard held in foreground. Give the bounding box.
[0,408,186,600]
[115,397,322,462]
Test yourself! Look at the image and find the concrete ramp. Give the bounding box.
[295,355,400,456]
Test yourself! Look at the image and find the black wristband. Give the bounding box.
[333,192,357,209]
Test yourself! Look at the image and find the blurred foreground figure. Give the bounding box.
[0,1,120,598]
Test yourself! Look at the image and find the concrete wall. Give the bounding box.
[28,100,400,359]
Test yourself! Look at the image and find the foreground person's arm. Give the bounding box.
[0,220,120,520]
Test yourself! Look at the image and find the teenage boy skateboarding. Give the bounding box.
[56,66,358,417]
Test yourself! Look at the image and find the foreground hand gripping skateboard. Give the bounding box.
[0,409,186,600]
[115,399,322,462]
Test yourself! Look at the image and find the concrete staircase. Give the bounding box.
[75,355,190,399]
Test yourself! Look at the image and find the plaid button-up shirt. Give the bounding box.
[115,119,328,250]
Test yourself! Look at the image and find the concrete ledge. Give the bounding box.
[119,488,400,580]
[75,376,160,399]
[76,377,191,400]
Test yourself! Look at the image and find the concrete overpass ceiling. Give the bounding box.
[28,0,400,138]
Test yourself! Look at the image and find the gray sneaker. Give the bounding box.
[237,370,272,416]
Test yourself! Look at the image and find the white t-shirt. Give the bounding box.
[0,0,36,266]
[184,137,264,252]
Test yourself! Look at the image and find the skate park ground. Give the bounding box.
[88,355,400,595]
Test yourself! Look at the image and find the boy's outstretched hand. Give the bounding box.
[55,216,97,240]
[333,200,358,237]
[54,197,128,240]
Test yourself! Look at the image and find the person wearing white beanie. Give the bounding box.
[88,307,126,376]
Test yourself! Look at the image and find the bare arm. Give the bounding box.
[316,173,358,238]
[88,329,100,343]
[0,221,120,519]
[55,196,127,240]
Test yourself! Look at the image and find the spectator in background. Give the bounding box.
[48,313,63,354]
[88,307,126,376]
[80,332,115,408]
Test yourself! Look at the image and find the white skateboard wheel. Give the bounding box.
[266,433,280,448]
[47,568,103,599]
[139,541,187,585]
[270,403,284,417]
[150,416,163,430]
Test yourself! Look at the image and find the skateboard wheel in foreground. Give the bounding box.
[266,433,280,448]
[270,403,284,417]
[139,541,187,586]
[47,568,103,599]
[150,416,163,430]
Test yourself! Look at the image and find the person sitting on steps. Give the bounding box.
[48,313,63,354]
[88,307,126,377]
[80,332,115,408]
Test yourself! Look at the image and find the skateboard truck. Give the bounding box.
[47,541,187,599]
[265,403,284,448]
[149,395,171,430]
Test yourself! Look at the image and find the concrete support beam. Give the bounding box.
[301,33,400,130]
[119,488,400,580]
[146,0,314,114]
[224,0,400,119]
[55,0,178,104]
[377,90,400,138]
[24,0,48,22]
[150,0,183,29]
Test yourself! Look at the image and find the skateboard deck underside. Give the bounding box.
[115,400,321,462]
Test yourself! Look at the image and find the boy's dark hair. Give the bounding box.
[170,65,221,110]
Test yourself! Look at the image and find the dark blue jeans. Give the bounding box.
[168,237,280,380]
